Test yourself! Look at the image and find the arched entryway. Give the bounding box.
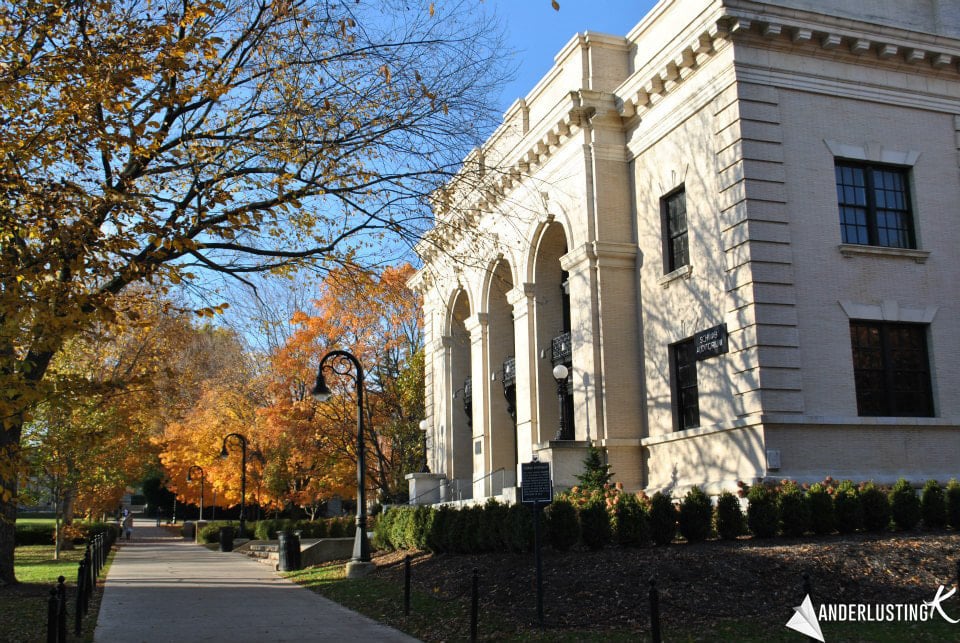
[447,289,473,498]
[485,259,518,494]
[533,223,575,443]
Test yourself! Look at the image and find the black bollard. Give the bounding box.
[802,573,816,643]
[75,558,87,635]
[470,568,479,643]
[56,576,67,643]
[47,587,59,643]
[649,578,661,643]
[403,555,411,616]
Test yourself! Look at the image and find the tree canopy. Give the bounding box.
[1,0,503,585]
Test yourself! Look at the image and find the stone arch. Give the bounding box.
[531,221,575,444]
[446,288,473,487]
[483,258,518,492]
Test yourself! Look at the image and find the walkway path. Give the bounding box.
[94,518,418,643]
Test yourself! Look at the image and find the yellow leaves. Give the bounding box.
[193,303,230,318]
[429,3,435,18]
[552,0,560,10]
[379,65,392,85]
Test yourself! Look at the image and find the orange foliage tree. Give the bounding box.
[262,263,424,513]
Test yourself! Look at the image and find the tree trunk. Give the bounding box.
[0,427,21,586]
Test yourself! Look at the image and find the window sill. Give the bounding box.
[658,264,693,287]
[838,244,930,263]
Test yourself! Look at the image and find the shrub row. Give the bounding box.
[15,520,120,547]
[739,477,960,538]
[196,517,356,544]
[374,500,534,554]
[373,477,960,554]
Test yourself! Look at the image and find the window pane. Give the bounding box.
[673,339,700,430]
[850,322,932,417]
[835,162,913,248]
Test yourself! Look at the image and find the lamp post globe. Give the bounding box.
[552,364,570,441]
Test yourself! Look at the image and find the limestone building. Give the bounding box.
[408,0,960,503]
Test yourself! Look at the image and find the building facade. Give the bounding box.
[409,0,960,503]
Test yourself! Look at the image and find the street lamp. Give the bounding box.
[186,465,205,521]
[220,433,248,537]
[311,350,372,575]
[553,364,570,441]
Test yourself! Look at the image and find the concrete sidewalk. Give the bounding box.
[94,518,418,643]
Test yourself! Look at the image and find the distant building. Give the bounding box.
[409,0,960,503]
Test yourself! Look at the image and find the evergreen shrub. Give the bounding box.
[715,491,744,540]
[807,483,834,535]
[678,486,712,543]
[833,480,863,534]
[890,478,921,531]
[946,479,960,530]
[579,496,612,550]
[921,479,946,529]
[614,493,649,547]
[14,523,54,547]
[777,481,810,537]
[544,498,579,551]
[648,491,676,546]
[859,482,891,532]
[502,503,533,553]
[746,483,778,538]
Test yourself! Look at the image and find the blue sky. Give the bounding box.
[487,0,659,112]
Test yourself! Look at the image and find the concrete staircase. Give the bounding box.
[241,537,355,569]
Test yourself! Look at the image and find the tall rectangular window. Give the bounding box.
[672,338,700,430]
[835,161,915,248]
[662,187,689,272]
[850,321,933,417]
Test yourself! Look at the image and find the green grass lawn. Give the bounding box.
[0,543,112,643]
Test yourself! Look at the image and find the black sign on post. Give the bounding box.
[521,459,551,629]
[521,461,553,504]
[694,323,728,360]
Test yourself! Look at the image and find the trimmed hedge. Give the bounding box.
[833,480,863,534]
[890,478,921,531]
[778,481,810,538]
[746,484,778,538]
[678,486,712,543]
[946,479,960,530]
[544,499,579,551]
[921,480,946,529]
[859,482,891,532]
[648,492,676,546]
[715,491,744,541]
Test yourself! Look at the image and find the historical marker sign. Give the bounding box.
[521,461,553,504]
[694,323,728,360]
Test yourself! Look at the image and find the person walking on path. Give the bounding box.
[121,512,134,540]
[94,518,418,642]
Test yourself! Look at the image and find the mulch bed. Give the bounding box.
[371,531,960,636]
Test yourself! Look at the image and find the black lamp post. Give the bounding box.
[186,465,205,521]
[220,433,248,537]
[553,364,570,441]
[311,350,371,568]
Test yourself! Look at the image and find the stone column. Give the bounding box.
[507,283,537,469]
[464,313,488,500]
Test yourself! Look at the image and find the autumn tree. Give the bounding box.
[261,263,423,512]
[0,0,504,584]
[18,289,223,548]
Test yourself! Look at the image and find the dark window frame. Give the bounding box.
[661,186,689,273]
[671,338,700,431]
[835,160,916,249]
[849,321,933,417]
